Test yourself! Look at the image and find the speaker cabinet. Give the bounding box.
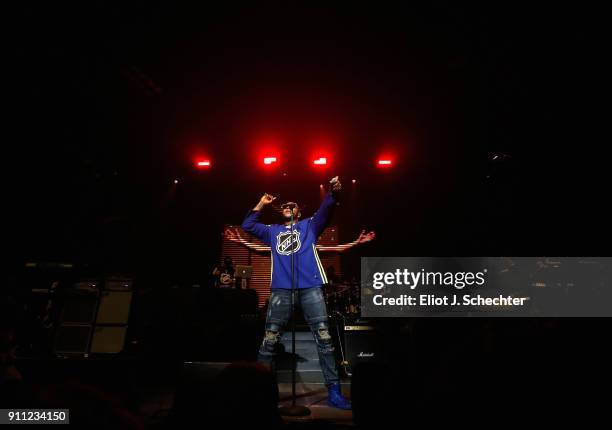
[54,324,92,354]
[342,318,382,375]
[60,283,100,324]
[170,362,231,425]
[90,326,127,353]
[54,282,100,355]
[53,279,134,356]
[96,291,133,324]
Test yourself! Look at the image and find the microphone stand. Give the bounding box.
[279,208,311,417]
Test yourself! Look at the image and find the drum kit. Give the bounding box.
[324,281,361,317]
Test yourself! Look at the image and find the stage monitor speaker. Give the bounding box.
[351,361,393,427]
[54,324,92,355]
[170,362,231,425]
[170,362,280,427]
[90,326,127,354]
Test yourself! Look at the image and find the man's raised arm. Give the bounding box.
[225,227,272,252]
[310,176,341,237]
[241,193,276,246]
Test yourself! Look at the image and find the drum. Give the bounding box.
[325,283,360,316]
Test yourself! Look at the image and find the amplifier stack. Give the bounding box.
[337,317,382,376]
[54,278,133,356]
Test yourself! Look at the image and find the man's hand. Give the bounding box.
[254,193,276,211]
[260,193,276,205]
[224,227,240,243]
[330,176,341,193]
[357,230,376,244]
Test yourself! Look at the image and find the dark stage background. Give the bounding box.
[7,2,606,284]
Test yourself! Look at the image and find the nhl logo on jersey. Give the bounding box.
[276,230,301,255]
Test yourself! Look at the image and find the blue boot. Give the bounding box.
[327,383,352,410]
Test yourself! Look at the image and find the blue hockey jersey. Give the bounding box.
[241,193,337,289]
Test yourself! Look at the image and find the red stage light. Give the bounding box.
[196,160,211,168]
[377,159,392,167]
[263,157,278,165]
[313,157,327,165]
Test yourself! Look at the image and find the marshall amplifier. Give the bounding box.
[340,317,382,376]
[54,323,92,355]
[59,281,100,324]
[96,280,133,325]
[90,326,127,354]
[54,281,100,356]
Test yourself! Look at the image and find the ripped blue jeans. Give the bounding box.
[258,286,339,386]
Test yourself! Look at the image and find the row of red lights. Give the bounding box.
[196,157,394,168]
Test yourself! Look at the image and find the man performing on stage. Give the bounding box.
[241,176,352,410]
